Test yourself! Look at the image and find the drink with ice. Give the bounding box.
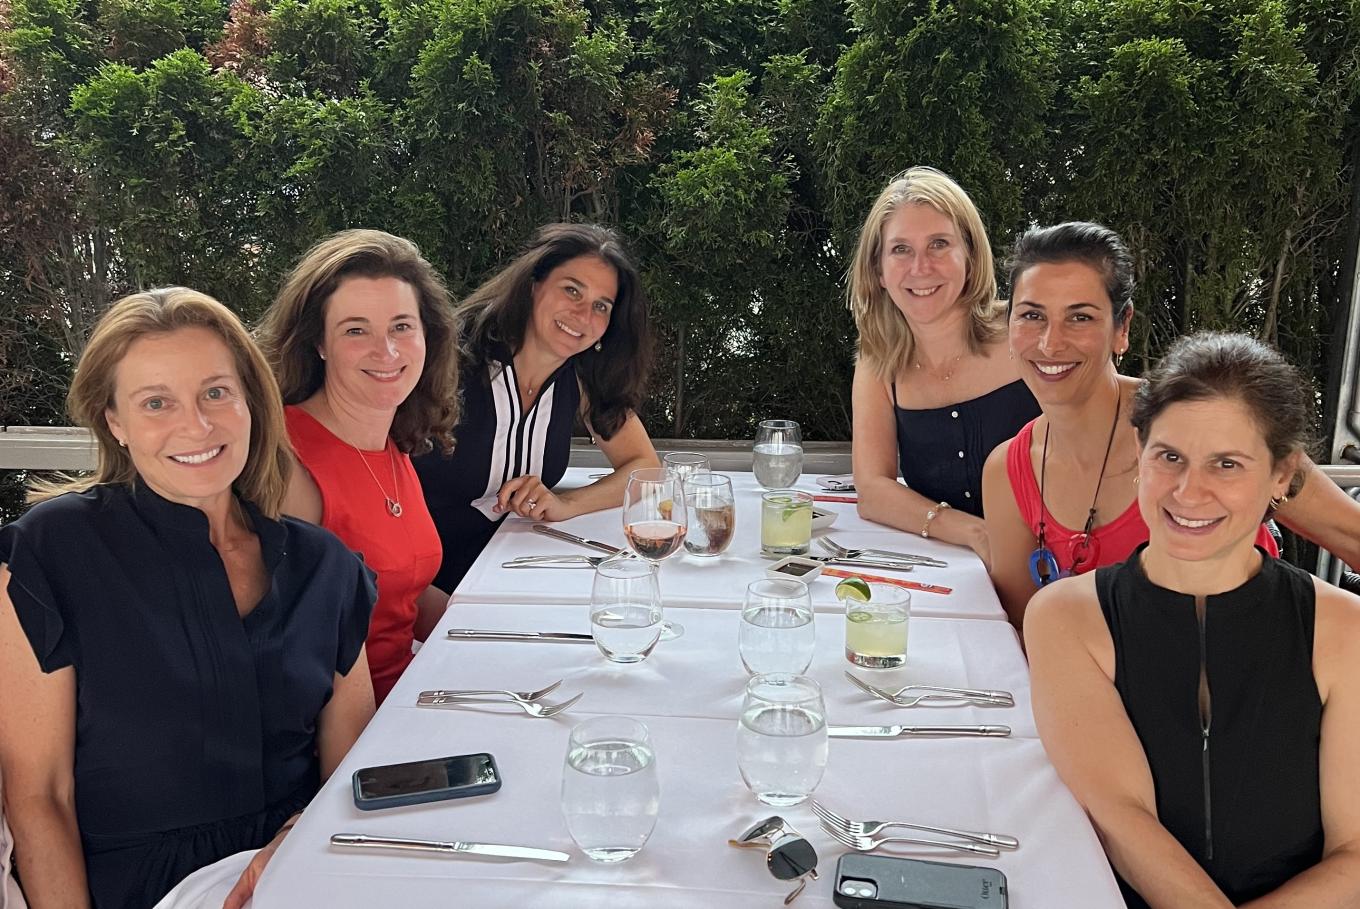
[753,419,803,489]
[735,674,828,807]
[761,491,813,556]
[843,583,911,669]
[683,473,736,557]
[562,717,660,862]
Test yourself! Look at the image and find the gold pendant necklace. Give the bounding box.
[913,352,964,382]
[352,442,403,517]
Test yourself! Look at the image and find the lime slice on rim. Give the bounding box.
[835,577,871,602]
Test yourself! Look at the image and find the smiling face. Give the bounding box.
[1138,396,1293,564]
[104,325,251,510]
[318,275,426,414]
[876,203,970,328]
[525,254,618,361]
[1009,260,1131,407]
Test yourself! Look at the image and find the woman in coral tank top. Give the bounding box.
[258,230,461,704]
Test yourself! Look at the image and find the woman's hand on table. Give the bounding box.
[223,813,301,909]
[495,475,578,521]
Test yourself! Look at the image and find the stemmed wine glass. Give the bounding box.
[622,467,687,639]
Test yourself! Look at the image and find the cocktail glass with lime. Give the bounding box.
[760,490,813,557]
[838,579,911,669]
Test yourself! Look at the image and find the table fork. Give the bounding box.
[418,681,563,701]
[819,537,948,568]
[845,672,1014,707]
[811,801,1019,850]
[819,820,1000,857]
[416,692,583,717]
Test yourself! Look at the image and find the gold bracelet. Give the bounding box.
[921,501,951,539]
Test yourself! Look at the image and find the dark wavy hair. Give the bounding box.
[256,229,461,456]
[459,222,651,438]
[1005,221,1135,327]
[1131,331,1313,495]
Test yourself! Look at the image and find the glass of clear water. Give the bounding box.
[684,473,736,557]
[736,674,828,807]
[562,716,660,862]
[753,419,803,489]
[844,583,911,669]
[663,451,710,487]
[590,557,663,663]
[739,579,815,674]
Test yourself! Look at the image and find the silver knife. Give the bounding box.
[828,724,1011,738]
[447,629,594,643]
[531,524,622,555]
[502,555,606,569]
[811,556,916,572]
[857,548,949,568]
[331,833,570,862]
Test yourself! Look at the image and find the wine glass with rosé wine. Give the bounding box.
[622,468,688,641]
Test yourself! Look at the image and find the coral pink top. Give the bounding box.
[1006,418,1278,576]
[287,406,441,704]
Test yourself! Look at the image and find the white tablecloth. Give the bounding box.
[254,594,1124,907]
[455,470,1005,621]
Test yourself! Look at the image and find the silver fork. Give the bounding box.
[845,672,1014,707]
[416,692,583,717]
[819,537,948,568]
[812,800,1019,850]
[418,680,563,701]
[818,820,1000,857]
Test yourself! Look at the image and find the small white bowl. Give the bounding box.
[811,506,837,531]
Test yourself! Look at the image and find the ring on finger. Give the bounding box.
[526,499,538,509]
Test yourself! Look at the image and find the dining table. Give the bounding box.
[251,468,1125,908]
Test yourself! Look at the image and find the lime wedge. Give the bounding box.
[835,577,871,602]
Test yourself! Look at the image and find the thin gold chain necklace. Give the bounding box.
[352,441,403,517]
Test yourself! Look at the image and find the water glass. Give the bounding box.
[683,473,736,557]
[591,557,663,663]
[761,490,813,557]
[663,451,710,487]
[562,716,660,862]
[739,579,815,674]
[736,674,828,807]
[623,468,688,562]
[753,419,803,489]
[843,584,912,669]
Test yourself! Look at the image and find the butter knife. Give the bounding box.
[331,833,570,863]
[531,524,622,555]
[501,555,607,568]
[828,724,1011,738]
[447,629,594,643]
[812,556,916,572]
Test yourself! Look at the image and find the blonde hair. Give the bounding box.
[846,166,1005,381]
[31,288,293,517]
[256,229,461,456]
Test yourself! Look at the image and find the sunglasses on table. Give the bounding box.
[728,816,820,904]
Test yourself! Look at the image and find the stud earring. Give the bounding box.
[1270,492,1290,511]
[118,438,127,448]
[594,340,603,352]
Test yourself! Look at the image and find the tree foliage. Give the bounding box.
[1,0,1357,513]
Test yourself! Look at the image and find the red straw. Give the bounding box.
[812,495,858,503]
[823,567,952,596]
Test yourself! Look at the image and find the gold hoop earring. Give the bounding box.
[1270,492,1290,511]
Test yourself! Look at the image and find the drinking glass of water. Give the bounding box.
[736,674,828,807]
[753,419,803,489]
[683,473,735,557]
[739,579,815,674]
[623,468,687,561]
[590,557,663,663]
[562,716,660,862]
[663,450,710,487]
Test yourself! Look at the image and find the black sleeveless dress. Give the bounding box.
[892,378,1039,517]
[1095,545,1323,906]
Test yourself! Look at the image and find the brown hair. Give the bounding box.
[31,288,292,517]
[1131,331,1313,495]
[459,222,651,439]
[1005,221,1135,328]
[256,229,461,455]
[846,166,1004,381]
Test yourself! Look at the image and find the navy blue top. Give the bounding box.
[1096,545,1323,906]
[893,379,1040,517]
[0,482,375,909]
[414,341,579,593]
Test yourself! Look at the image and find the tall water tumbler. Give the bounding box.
[590,557,663,663]
[562,716,660,862]
[684,473,736,557]
[753,420,803,489]
[739,579,815,674]
[736,674,828,807]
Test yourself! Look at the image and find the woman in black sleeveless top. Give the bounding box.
[1026,332,1360,907]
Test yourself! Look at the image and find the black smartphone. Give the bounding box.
[351,752,502,811]
[833,853,1008,909]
